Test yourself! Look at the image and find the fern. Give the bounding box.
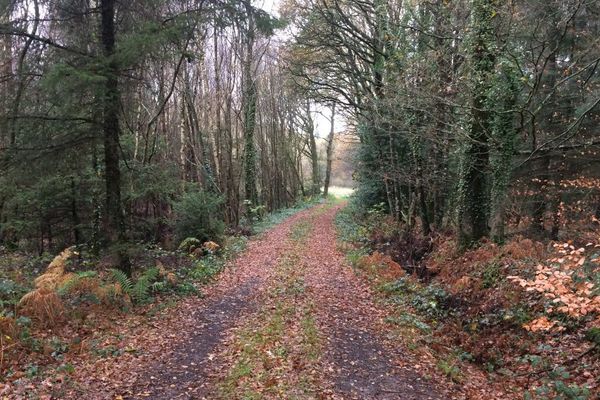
[109,267,163,304]
[58,275,79,296]
[144,267,160,281]
[151,281,167,293]
[110,269,133,295]
[57,271,98,296]
[131,267,159,302]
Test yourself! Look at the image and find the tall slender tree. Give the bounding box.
[100,0,124,245]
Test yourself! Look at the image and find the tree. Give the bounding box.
[457,0,497,245]
[323,103,335,197]
[100,0,124,245]
[285,0,600,246]
[242,0,259,206]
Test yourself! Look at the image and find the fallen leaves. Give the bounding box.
[523,316,564,332]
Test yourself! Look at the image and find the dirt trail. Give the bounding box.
[62,204,447,399]
[303,205,443,400]
[54,208,311,399]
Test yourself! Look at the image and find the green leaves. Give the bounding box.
[172,190,225,243]
[109,267,162,303]
[132,267,159,303]
[110,268,133,295]
[0,278,28,307]
[584,327,600,346]
[254,8,284,36]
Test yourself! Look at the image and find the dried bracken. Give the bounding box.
[203,241,220,253]
[17,248,75,325]
[18,287,64,326]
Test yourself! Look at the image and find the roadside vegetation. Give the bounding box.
[1,0,599,398]
[336,201,599,399]
[0,197,321,388]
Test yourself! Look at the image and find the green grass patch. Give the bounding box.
[251,197,321,235]
[301,305,320,360]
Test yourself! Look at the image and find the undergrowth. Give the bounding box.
[335,199,599,399]
[0,196,320,385]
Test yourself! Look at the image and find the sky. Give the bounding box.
[258,0,280,15]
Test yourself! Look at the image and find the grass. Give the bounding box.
[333,200,446,358]
[252,197,322,235]
[437,357,462,383]
[290,220,312,240]
[0,196,333,398]
[334,203,368,244]
[300,305,319,360]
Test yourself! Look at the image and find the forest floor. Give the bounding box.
[5,202,459,399]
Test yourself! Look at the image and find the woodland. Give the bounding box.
[0,0,599,399]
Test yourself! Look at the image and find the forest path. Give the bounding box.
[68,203,445,399]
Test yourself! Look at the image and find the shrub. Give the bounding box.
[508,243,600,332]
[351,170,388,215]
[383,277,451,318]
[481,261,501,288]
[172,190,225,243]
[189,256,222,283]
[178,237,202,253]
[437,358,462,382]
[411,285,450,318]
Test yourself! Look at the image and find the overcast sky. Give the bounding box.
[258,0,280,15]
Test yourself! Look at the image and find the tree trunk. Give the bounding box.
[323,104,336,197]
[242,3,258,205]
[305,102,320,196]
[531,17,561,237]
[0,2,14,147]
[100,0,125,247]
[459,0,496,246]
[489,64,518,243]
[418,184,431,236]
[70,177,81,244]
[179,95,188,184]
[432,0,451,230]
[10,0,39,146]
[531,154,550,235]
